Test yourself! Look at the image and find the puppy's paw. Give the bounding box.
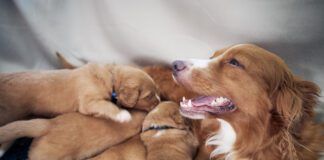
[114,110,132,123]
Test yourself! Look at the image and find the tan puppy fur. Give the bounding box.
[0,110,146,160]
[0,64,159,125]
[141,101,199,160]
[56,52,196,103]
[89,135,146,160]
[142,66,197,103]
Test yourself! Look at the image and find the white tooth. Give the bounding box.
[188,100,192,107]
[182,97,186,102]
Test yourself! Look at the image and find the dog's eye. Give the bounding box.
[229,59,240,67]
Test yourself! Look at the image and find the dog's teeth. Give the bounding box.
[188,100,192,107]
[182,97,186,102]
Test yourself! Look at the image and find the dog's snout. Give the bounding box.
[172,60,187,72]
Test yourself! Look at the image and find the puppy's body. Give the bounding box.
[0,63,159,125]
[0,110,146,160]
[89,135,146,160]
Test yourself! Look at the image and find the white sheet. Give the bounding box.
[0,0,324,104]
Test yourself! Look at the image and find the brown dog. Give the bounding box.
[172,44,324,159]
[0,110,146,160]
[0,64,159,125]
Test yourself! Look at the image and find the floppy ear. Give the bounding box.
[117,86,140,108]
[273,77,320,159]
[274,77,320,128]
[274,84,303,128]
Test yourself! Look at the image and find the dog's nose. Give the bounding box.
[172,60,187,72]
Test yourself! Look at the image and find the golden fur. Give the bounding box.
[0,64,159,125]
[0,110,146,160]
[90,102,198,160]
[141,101,198,160]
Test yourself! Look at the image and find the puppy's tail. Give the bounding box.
[0,119,51,143]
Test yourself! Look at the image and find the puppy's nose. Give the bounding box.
[172,60,187,72]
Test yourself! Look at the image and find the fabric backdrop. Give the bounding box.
[0,0,323,120]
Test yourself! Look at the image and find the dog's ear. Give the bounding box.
[274,84,303,128]
[271,72,320,158]
[274,77,320,128]
[117,86,140,108]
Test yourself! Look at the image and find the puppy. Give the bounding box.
[56,52,196,103]
[89,102,198,160]
[0,110,146,160]
[172,44,324,159]
[141,101,199,160]
[0,64,159,125]
[88,135,146,160]
[142,65,197,103]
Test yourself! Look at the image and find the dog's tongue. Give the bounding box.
[191,96,215,106]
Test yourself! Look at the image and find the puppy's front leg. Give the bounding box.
[79,100,131,123]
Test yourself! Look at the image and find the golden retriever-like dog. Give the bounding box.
[172,44,324,159]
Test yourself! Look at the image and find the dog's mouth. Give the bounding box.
[179,96,236,119]
[143,124,176,132]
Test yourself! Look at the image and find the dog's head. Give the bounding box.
[114,66,160,112]
[172,44,320,159]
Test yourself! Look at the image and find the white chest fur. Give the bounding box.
[206,118,236,159]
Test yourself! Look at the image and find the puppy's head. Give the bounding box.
[141,101,198,157]
[142,101,188,134]
[114,65,160,111]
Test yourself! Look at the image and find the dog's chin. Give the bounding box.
[179,108,207,120]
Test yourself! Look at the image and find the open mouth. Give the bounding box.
[179,96,236,119]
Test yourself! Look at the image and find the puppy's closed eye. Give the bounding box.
[228,58,243,68]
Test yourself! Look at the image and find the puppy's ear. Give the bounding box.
[117,86,140,108]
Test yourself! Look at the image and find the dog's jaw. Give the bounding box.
[114,110,132,123]
[206,119,236,159]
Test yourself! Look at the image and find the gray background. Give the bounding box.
[0,0,323,121]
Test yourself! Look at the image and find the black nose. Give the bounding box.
[172,60,187,72]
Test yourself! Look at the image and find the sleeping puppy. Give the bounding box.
[57,52,196,103]
[0,64,159,125]
[88,135,146,160]
[141,101,199,160]
[89,101,198,160]
[0,110,146,160]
